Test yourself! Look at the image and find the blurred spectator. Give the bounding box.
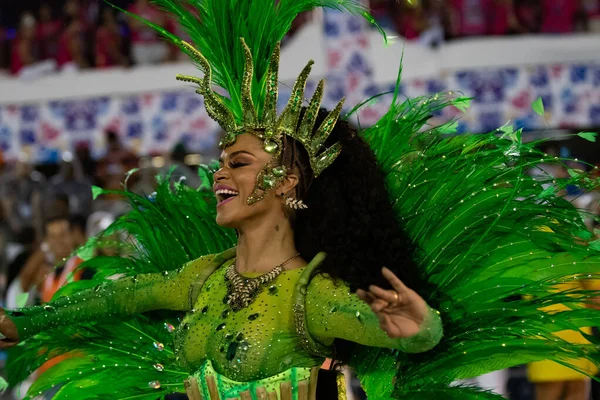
[515,0,542,32]
[489,0,522,35]
[75,142,98,184]
[64,0,89,33]
[6,226,37,295]
[0,159,46,240]
[5,214,71,310]
[95,7,128,68]
[127,0,168,65]
[47,155,94,218]
[163,143,201,188]
[96,130,137,191]
[130,159,157,196]
[36,4,61,61]
[443,0,521,37]
[584,0,600,31]
[95,130,137,215]
[370,0,397,31]
[392,0,430,40]
[69,214,89,255]
[11,13,38,75]
[540,0,588,34]
[40,216,87,303]
[57,16,89,71]
[447,0,492,37]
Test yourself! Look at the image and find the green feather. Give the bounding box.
[351,89,600,398]
[7,173,235,398]
[109,0,379,122]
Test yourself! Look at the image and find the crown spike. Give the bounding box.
[178,42,238,134]
[311,98,345,154]
[314,142,343,177]
[176,75,203,87]
[240,39,258,127]
[297,80,325,143]
[263,43,280,129]
[277,60,314,136]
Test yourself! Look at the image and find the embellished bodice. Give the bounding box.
[10,248,443,399]
[174,258,323,381]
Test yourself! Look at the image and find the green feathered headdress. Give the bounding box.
[117,0,381,203]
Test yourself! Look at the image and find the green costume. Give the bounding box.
[6,0,600,399]
[10,250,442,398]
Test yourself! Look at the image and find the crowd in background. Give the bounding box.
[371,0,600,44]
[1,1,600,399]
[1,0,600,77]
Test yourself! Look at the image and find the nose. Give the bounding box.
[214,167,228,182]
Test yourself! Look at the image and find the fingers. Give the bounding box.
[369,284,401,305]
[381,267,409,294]
[370,298,389,313]
[356,289,376,305]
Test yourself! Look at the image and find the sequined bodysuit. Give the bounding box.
[10,248,443,399]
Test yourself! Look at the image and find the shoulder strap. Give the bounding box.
[293,252,334,358]
[187,247,237,308]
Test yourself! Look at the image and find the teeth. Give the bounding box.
[215,189,239,196]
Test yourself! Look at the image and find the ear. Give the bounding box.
[277,173,299,197]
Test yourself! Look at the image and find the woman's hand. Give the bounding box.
[356,267,429,338]
[0,309,20,348]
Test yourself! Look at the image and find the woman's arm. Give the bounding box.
[305,271,442,353]
[4,253,225,342]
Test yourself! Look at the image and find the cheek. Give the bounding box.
[235,168,261,196]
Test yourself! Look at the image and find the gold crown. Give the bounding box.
[176,39,344,204]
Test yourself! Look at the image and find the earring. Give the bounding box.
[285,197,308,210]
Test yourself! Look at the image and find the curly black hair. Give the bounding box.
[280,109,422,292]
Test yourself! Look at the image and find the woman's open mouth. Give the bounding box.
[215,188,239,207]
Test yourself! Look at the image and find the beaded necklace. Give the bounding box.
[225,253,300,311]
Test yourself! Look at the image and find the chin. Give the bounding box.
[215,213,239,229]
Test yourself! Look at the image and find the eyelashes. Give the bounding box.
[229,162,249,168]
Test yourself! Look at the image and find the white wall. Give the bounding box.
[1,22,599,105]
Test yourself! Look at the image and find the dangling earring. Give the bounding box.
[285,197,308,210]
[280,193,308,210]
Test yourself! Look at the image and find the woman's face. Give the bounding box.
[214,133,284,229]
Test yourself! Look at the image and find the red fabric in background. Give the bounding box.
[448,0,493,36]
[540,0,579,33]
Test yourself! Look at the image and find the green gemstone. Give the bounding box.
[272,166,286,177]
[264,140,278,153]
[262,174,276,189]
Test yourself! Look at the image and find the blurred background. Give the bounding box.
[0,0,599,399]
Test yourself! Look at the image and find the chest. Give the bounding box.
[174,266,317,381]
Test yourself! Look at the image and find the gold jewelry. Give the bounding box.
[179,40,344,204]
[392,291,399,304]
[285,197,308,210]
[225,253,300,310]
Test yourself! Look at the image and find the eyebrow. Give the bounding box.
[219,150,256,163]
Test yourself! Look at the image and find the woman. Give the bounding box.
[0,103,442,398]
[3,1,600,399]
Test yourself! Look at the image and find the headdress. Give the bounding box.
[119,0,378,204]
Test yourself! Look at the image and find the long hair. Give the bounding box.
[280,109,422,292]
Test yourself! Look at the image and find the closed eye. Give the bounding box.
[230,162,249,168]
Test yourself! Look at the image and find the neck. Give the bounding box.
[235,217,301,273]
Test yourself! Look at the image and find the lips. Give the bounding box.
[214,184,239,206]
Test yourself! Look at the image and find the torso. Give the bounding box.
[173,258,324,381]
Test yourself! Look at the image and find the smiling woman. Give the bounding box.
[4,1,600,400]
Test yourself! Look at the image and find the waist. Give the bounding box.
[185,359,319,400]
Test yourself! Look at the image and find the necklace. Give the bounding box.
[225,253,300,311]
